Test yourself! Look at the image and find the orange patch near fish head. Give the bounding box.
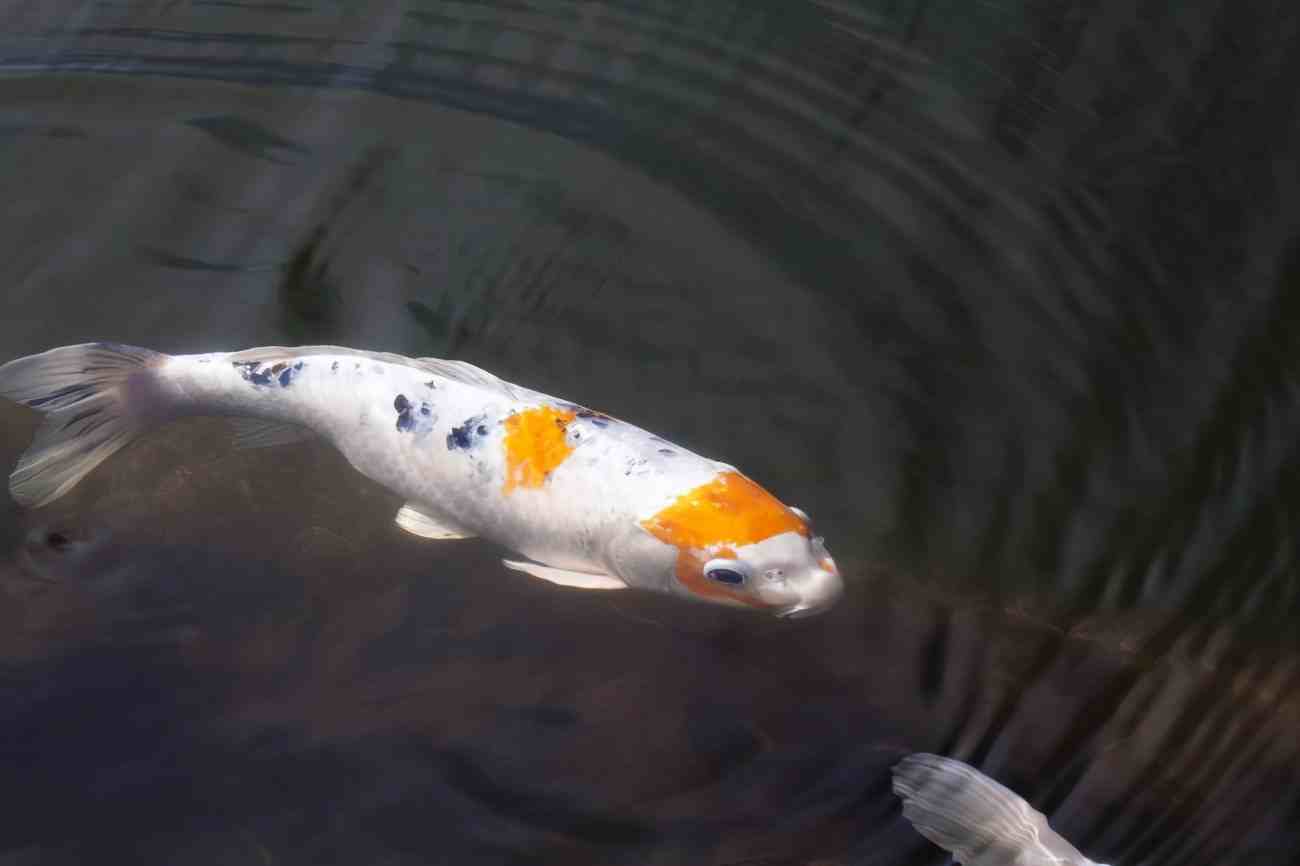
[640,471,808,549]
[502,405,578,493]
[640,471,808,607]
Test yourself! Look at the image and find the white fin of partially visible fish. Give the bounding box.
[0,342,845,617]
[891,753,1109,866]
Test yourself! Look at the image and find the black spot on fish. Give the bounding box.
[233,358,303,388]
[331,361,339,372]
[394,394,414,431]
[658,448,675,456]
[576,409,611,428]
[424,380,437,389]
[276,361,304,387]
[394,394,435,434]
[233,360,274,386]
[447,414,488,450]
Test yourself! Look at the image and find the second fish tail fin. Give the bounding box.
[892,753,1046,863]
[0,342,174,507]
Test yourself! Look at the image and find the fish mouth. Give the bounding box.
[775,566,844,619]
[776,601,834,619]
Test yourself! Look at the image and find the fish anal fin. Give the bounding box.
[502,559,627,590]
[395,503,476,540]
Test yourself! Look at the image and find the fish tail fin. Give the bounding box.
[0,342,172,507]
[891,753,1037,859]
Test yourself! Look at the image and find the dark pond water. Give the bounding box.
[1,1,1298,864]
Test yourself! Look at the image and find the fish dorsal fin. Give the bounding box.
[222,346,534,400]
[502,559,628,590]
[413,357,533,400]
[223,346,503,388]
[395,503,476,540]
[230,417,315,450]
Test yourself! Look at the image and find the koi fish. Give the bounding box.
[892,753,1110,866]
[0,343,843,617]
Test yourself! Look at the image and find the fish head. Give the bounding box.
[691,531,843,618]
[636,470,843,617]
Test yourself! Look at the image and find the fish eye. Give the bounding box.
[706,568,745,585]
[703,558,750,585]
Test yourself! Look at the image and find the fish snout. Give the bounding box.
[777,566,843,618]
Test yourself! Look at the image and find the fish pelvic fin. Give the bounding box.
[0,342,170,507]
[502,559,628,590]
[395,502,476,540]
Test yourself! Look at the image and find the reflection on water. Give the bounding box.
[1,1,1298,863]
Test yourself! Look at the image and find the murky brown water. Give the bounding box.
[2,2,1298,864]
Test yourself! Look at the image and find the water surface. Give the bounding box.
[1,1,1298,864]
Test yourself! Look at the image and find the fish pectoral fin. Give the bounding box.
[502,560,628,590]
[230,417,315,450]
[395,503,477,540]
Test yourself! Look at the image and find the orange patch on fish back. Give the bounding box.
[640,471,808,550]
[502,405,577,493]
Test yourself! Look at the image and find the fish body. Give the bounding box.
[892,753,1109,866]
[0,343,843,617]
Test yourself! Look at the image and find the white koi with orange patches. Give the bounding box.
[1,342,844,617]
